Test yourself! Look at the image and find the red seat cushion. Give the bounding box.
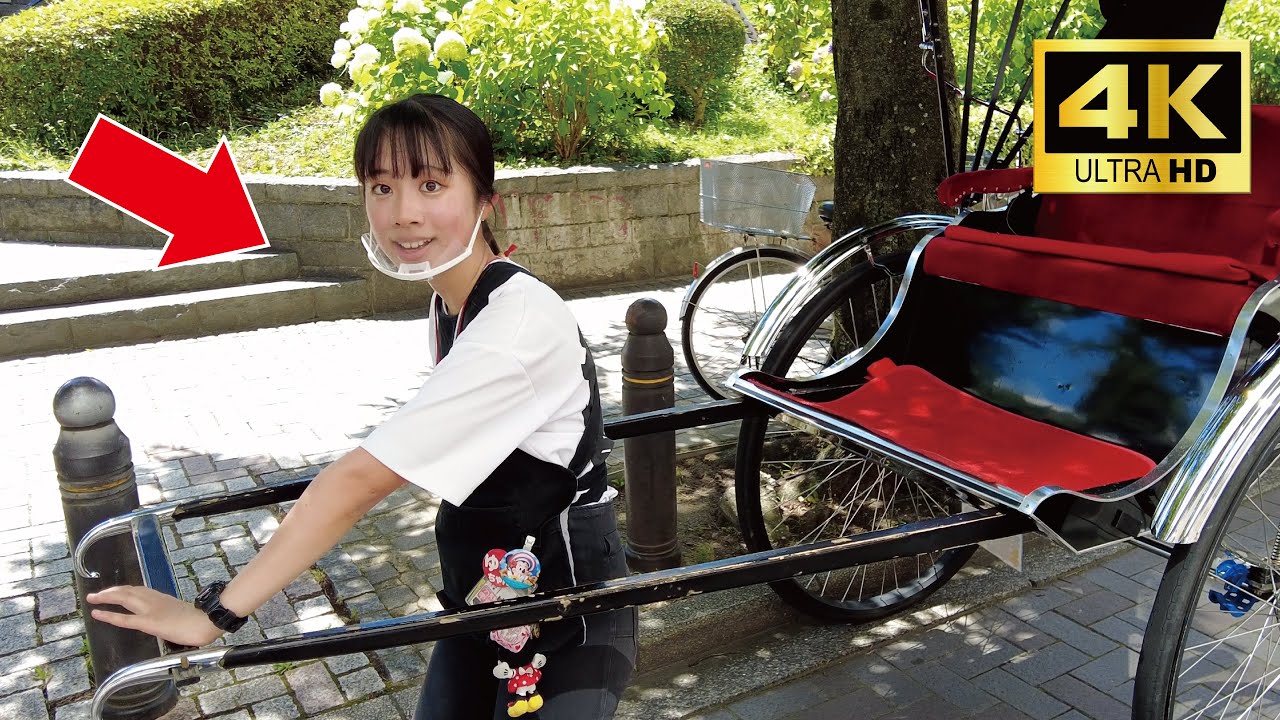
[923,224,1266,336]
[749,360,1155,495]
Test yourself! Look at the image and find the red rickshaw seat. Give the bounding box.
[746,359,1156,495]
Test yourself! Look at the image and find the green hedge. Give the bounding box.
[0,0,347,152]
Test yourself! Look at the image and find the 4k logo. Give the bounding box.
[1033,39,1250,193]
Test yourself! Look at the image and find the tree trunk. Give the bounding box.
[830,0,957,237]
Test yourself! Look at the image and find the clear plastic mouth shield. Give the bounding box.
[362,211,485,281]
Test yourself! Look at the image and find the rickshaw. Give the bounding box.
[72,1,1280,717]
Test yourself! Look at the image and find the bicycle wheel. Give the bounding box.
[681,246,807,400]
[1134,415,1280,719]
[735,252,977,622]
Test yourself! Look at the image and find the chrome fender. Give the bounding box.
[739,214,953,369]
[1152,283,1280,544]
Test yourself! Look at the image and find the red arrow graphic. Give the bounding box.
[66,115,270,268]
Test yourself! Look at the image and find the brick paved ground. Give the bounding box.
[690,547,1169,720]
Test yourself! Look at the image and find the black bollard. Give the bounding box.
[53,378,177,720]
[621,299,682,571]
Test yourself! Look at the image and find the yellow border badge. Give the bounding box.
[1033,39,1250,194]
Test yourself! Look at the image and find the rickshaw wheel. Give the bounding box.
[734,253,977,622]
[1134,420,1280,719]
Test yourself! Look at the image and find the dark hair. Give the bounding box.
[353,94,500,253]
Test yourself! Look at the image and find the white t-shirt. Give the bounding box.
[361,261,606,507]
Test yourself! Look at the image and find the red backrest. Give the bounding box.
[1034,105,1280,267]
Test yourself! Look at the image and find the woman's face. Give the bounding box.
[363,144,486,270]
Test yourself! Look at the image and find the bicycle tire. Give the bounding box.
[681,245,807,400]
[734,252,977,622]
[1133,415,1280,719]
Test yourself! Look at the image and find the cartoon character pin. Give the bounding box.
[464,537,544,652]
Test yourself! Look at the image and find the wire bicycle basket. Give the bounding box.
[699,159,817,240]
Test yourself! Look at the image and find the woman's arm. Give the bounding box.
[87,448,406,646]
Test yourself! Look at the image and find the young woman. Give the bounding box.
[86,93,638,720]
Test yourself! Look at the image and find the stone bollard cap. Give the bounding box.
[625,298,668,335]
[53,377,116,428]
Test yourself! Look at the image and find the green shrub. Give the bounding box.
[739,0,833,117]
[1220,0,1280,105]
[648,0,744,127]
[326,0,673,161]
[0,0,347,153]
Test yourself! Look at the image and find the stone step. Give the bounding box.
[0,277,370,360]
[0,242,299,312]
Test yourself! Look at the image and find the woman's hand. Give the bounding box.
[86,586,223,648]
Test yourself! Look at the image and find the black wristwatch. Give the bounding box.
[193,581,248,633]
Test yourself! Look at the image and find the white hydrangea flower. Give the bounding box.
[435,8,452,23]
[350,43,382,74]
[345,9,371,36]
[393,0,425,12]
[437,69,455,85]
[319,83,344,107]
[764,3,775,16]
[812,43,831,63]
[433,29,468,62]
[819,90,834,103]
[334,103,356,120]
[392,27,431,59]
[334,38,352,55]
[330,51,350,69]
[787,60,803,79]
[356,0,376,7]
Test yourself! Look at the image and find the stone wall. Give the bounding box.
[0,154,833,312]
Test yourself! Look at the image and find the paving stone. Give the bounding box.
[1080,566,1153,601]
[391,527,436,551]
[877,630,966,671]
[310,695,402,720]
[324,652,369,675]
[174,517,206,535]
[1102,548,1164,576]
[191,556,231,585]
[778,684,884,720]
[0,553,32,584]
[376,583,420,612]
[375,646,429,683]
[972,668,1070,720]
[296,595,335,620]
[364,561,399,586]
[948,634,1023,679]
[264,613,344,639]
[1042,673,1131,720]
[181,525,246,547]
[252,693,301,720]
[1026,610,1118,657]
[0,610,38,655]
[0,595,34,619]
[1055,590,1136,626]
[847,657,931,707]
[0,688,49,720]
[220,536,256,566]
[46,655,89,702]
[345,591,389,622]
[982,608,1055,651]
[285,661,345,715]
[33,558,73,578]
[169,544,217,564]
[53,700,91,720]
[254,593,299,629]
[1071,646,1140,692]
[904,661,998,713]
[37,585,77,620]
[338,666,386,701]
[1000,587,1078,621]
[392,684,420,717]
[40,617,83,643]
[283,573,323,600]
[233,664,274,681]
[180,455,215,475]
[0,663,42,696]
[1005,642,1090,686]
[1090,615,1147,653]
[728,676,827,720]
[196,674,287,715]
[31,538,66,561]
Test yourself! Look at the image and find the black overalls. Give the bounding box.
[415,261,638,720]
